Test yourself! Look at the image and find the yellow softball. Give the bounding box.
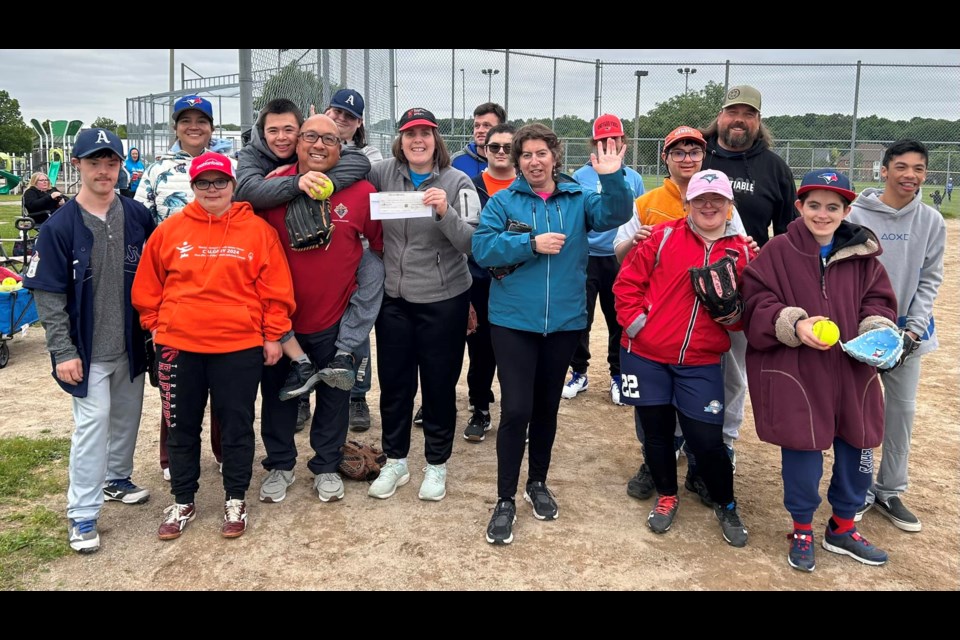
[310,180,334,200]
[813,319,840,346]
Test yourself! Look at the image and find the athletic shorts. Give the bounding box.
[619,348,725,425]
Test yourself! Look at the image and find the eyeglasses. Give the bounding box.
[668,148,705,162]
[689,195,728,208]
[298,131,340,147]
[37,178,50,183]
[193,178,231,191]
[485,143,512,155]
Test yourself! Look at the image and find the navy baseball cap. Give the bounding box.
[330,89,365,119]
[72,128,125,160]
[172,95,214,123]
[797,169,856,203]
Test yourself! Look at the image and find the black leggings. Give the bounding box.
[636,404,734,506]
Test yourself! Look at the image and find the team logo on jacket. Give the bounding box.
[176,241,193,258]
[703,399,723,414]
[334,203,348,219]
[817,172,839,184]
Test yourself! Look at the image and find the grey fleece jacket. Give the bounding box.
[847,188,946,356]
[366,159,479,303]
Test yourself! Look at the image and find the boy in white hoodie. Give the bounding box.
[847,139,946,533]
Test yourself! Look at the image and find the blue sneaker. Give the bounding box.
[561,371,588,399]
[103,477,150,504]
[787,530,816,572]
[822,525,888,566]
[68,518,100,553]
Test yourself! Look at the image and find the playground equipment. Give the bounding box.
[30,119,82,192]
[0,169,20,195]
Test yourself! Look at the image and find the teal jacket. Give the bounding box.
[472,171,633,334]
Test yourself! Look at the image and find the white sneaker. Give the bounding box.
[368,459,410,499]
[419,463,447,501]
[561,372,588,399]
[162,467,171,482]
[610,375,626,406]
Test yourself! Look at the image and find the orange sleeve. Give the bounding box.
[256,231,295,342]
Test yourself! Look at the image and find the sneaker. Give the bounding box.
[368,459,410,499]
[67,518,100,553]
[727,445,737,474]
[684,468,715,507]
[349,398,371,432]
[787,530,816,572]
[610,375,626,406]
[158,503,196,540]
[218,461,223,474]
[648,494,679,534]
[315,472,344,502]
[853,501,873,522]
[714,501,748,548]
[524,481,558,520]
[463,409,492,442]
[626,463,655,500]
[295,396,311,432]
[874,496,922,532]
[561,371,588,399]
[318,353,357,391]
[674,436,685,461]
[259,468,295,503]
[103,477,150,505]
[162,467,171,482]
[822,525,888,566]
[279,360,322,401]
[221,499,247,538]
[413,406,423,427]
[486,499,517,545]
[419,463,447,501]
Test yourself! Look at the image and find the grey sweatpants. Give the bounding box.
[335,248,385,355]
[721,330,748,447]
[869,354,923,503]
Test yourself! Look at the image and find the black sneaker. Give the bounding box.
[295,395,311,432]
[684,468,715,507]
[648,494,679,534]
[627,463,655,500]
[853,501,872,522]
[349,398,371,432]
[524,481,558,520]
[486,499,517,545]
[874,496,921,532]
[822,524,888,565]
[280,361,322,401]
[714,501,748,548]
[463,410,492,442]
[413,406,423,428]
[103,477,150,504]
[319,353,357,391]
[787,530,816,572]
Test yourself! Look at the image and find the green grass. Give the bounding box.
[0,436,71,591]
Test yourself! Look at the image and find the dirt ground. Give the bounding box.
[1,220,957,591]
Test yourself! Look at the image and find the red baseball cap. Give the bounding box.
[592,114,625,140]
[189,152,235,183]
[663,126,705,150]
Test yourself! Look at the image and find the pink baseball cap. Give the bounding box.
[686,170,734,201]
[189,152,235,183]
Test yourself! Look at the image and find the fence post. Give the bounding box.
[551,58,557,133]
[450,50,456,135]
[594,59,601,120]
[849,61,861,184]
[504,49,510,116]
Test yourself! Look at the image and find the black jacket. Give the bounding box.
[23,186,64,215]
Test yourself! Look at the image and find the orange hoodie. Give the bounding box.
[133,200,295,354]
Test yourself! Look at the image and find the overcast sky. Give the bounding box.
[2,49,957,128]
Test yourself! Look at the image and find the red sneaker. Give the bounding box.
[221,499,247,538]
[158,503,196,540]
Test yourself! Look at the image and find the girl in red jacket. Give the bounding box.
[741,170,898,572]
[133,152,296,541]
[614,170,753,548]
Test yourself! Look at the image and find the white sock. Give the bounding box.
[294,354,311,365]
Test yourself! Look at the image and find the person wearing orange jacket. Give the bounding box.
[132,152,295,541]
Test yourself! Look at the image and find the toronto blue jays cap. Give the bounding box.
[797,169,856,203]
[172,95,214,123]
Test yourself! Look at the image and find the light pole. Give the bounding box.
[481,68,499,102]
[460,68,466,139]
[677,67,697,94]
[633,70,648,169]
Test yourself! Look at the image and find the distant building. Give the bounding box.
[836,144,886,182]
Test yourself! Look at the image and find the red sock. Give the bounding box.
[794,521,813,533]
[830,515,855,534]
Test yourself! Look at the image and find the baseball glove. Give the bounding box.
[285,193,334,252]
[688,252,741,323]
[338,439,387,481]
[840,326,904,369]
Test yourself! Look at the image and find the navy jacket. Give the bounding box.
[23,197,155,397]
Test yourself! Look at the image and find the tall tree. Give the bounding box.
[91,117,120,132]
[0,90,35,153]
[254,64,340,121]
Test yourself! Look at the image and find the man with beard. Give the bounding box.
[695,86,797,487]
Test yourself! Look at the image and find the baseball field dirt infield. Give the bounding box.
[2,220,957,591]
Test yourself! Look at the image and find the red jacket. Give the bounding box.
[133,200,294,353]
[741,218,897,451]
[614,218,753,366]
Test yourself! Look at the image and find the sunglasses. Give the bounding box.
[485,143,512,155]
